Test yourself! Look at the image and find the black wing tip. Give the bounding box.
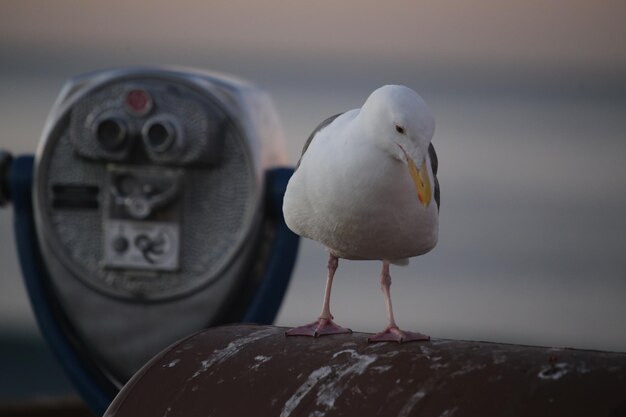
[428,143,440,210]
[428,142,438,175]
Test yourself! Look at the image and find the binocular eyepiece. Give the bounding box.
[94,116,128,151]
[92,92,184,158]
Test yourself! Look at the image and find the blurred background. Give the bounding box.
[1,0,625,404]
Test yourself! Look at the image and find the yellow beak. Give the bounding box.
[407,157,432,208]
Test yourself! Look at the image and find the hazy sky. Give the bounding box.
[2,0,625,72]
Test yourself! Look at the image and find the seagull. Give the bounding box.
[283,85,440,343]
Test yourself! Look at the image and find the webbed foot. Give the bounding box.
[368,326,429,343]
[285,318,352,337]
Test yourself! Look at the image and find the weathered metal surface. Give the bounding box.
[104,324,626,417]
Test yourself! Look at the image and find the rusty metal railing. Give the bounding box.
[105,324,626,417]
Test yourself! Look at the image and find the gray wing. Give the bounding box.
[295,113,343,170]
[428,143,440,211]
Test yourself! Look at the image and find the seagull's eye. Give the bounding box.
[395,125,405,134]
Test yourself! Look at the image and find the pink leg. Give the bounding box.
[368,261,429,343]
[286,253,352,337]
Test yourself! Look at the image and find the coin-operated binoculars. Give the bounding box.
[0,67,299,414]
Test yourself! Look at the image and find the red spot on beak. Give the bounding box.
[418,193,423,203]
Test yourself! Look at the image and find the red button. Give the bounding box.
[126,89,152,115]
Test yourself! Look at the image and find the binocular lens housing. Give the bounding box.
[95,117,128,151]
[143,118,178,153]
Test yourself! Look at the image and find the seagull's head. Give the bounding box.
[359,85,435,207]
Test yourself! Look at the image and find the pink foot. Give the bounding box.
[285,318,352,337]
[368,326,430,343]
